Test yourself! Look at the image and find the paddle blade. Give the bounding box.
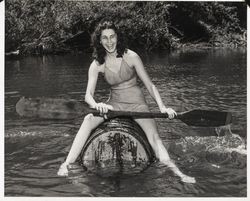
[177,109,232,127]
[16,97,88,119]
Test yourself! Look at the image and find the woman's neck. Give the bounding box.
[106,50,117,60]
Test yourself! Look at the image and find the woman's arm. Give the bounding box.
[85,61,99,108]
[85,61,113,114]
[130,51,176,118]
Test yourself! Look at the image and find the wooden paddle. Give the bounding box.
[16,97,232,127]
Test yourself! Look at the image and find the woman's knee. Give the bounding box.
[83,113,94,121]
[82,113,103,129]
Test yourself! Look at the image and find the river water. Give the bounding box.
[5,49,247,197]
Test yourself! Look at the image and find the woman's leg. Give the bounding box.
[57,114,104,176]
[134,118,196,183]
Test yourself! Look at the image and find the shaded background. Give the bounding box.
[5,0,247,55]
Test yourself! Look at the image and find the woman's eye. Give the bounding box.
[102,36,107,40]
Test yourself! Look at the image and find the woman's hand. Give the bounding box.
[94,102,113,114]
[160,106,177,119]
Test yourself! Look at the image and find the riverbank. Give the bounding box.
[5,27,246,58]
[5,39,246,59]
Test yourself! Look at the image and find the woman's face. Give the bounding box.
[100,29,117,53]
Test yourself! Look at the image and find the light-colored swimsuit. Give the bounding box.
[103,57,149,112]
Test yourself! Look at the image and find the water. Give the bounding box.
[5,49,247,197]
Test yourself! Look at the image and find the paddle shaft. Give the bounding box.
[86,108,232,127]
[87,109,171,119]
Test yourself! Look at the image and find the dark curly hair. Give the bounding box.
[91,20,127,65]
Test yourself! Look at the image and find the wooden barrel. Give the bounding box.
[78,118,155,176]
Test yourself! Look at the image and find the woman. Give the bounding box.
[58,21,196,184]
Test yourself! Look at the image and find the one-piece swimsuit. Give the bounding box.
[103,58,149,112]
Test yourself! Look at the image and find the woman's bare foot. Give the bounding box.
[57,162,69,176]
[181,174,196,183]
[160,159,196,184]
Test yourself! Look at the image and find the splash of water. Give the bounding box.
[168,125,246,170]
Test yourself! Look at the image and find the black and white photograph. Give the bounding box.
[2,0,248,198]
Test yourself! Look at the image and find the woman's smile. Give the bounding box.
[107,44,114,50]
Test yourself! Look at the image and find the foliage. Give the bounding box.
[5,0,246,54]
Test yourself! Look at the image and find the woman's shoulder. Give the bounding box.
[89,60,105,73]
[124,49,139,58]
[123,49,141,66]
[123,49,140,63]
